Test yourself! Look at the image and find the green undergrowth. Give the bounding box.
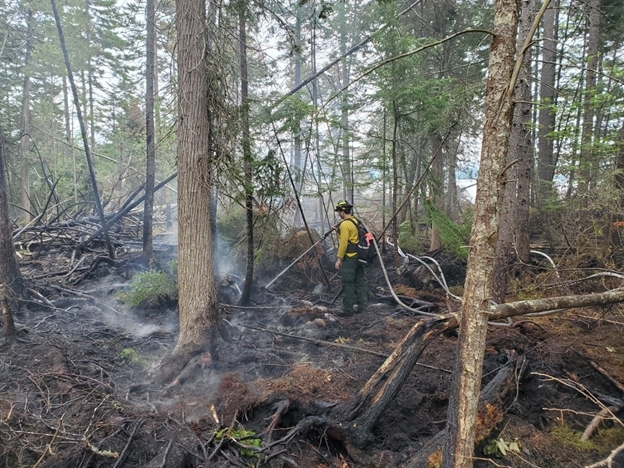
[119,348,147,368]
[212,427,262,459]
[424,200,470,258]
[551,425,595,450]
[117,260,178,307]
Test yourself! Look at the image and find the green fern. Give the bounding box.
[118,262,177,306]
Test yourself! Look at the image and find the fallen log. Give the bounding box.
[343,316,455,438]
[488,288,624,318]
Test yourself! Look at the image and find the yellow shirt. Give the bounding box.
[337,216,358,259]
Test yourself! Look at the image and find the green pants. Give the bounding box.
[341,256,367,312]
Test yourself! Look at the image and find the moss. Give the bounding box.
[551,425,596,450]
[594,427,624,451]
[119,348,147,368]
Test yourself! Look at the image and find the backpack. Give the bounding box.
[341,217,377,264]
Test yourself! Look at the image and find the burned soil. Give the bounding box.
[1,233,624,468]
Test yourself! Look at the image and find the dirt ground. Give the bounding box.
[1,232,624,468]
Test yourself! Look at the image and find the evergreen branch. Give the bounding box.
[320,29,495,112]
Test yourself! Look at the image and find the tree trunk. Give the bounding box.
[311,17,325,229]
[339,3,352,202]
[491,0,535,303]
[206,0,219,279]
[63,75,72,143]
[429,135,444,252]
[0,132,25,311]
[51,0,114,260]
[88,60,95,152]
[19,8,34,226]
[536,0,557,206]
[1,284,16,338]
[442,0,519,465]
[239,2,254,306]
[446,138,459,222]
[391,100,400,271]
[610,122,624,247]
[143,0,156,262]
[293,10,303,228]
[173,0,220,357]
[577,0,601,199]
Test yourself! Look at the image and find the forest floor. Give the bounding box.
[1,229,624,468]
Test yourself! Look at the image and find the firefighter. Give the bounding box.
[334,200,367,316]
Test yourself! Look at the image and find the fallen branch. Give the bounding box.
[239,324,388,358]
[581,406,622,442]
[75,172,177,254]
[112,420,144,468]
[588,360,624,394]
[488,289,624,319]
[33,416,64,468]
[260,399,290,443]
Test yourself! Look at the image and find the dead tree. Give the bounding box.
[50,0,114,259]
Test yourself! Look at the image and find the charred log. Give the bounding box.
[405,352,528,467]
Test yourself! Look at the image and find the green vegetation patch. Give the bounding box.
[212,427,262,459]
[117,261,178,307]
[551,425,596,450]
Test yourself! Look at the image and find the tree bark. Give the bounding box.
[239,2,254,306]
[536,0,557,206]
[488,288,624,319]
[142,0,157,262]
[577,0,601,198]
[174,0,220,356]
[442,0,519,465]
[0,132,25,312]
[491,0,535,303]
[1,283,16,338]
[18,8,34,226]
